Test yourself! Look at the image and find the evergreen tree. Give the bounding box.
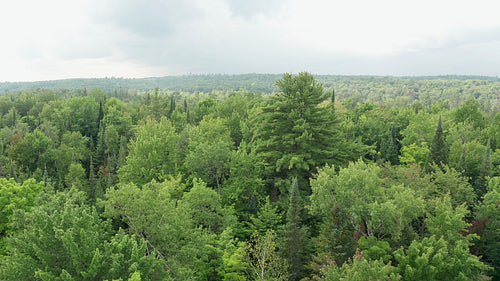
[474,139,492,197]
[427,115,448,169]
[381,122,401,165]
[167,96,176,119]
[89,155,96,202]
[95,120,106,168]
[331,89,335,114]
[252,72,361,196]
[459,143,467,174]
[282,178,309,280]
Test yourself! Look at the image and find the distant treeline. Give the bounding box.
[1,74,499,112]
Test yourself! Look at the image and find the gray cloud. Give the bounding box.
[321,40,500,77]
[55,0,500,77]
[83,0,291,73]
[227,0,289,19]
[397,26,500,53]
[95,0,203,38]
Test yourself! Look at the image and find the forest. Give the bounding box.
[0,72,499,280]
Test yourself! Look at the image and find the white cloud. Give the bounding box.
[0,0,499,81]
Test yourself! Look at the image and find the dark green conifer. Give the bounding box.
[95,121,106,167]
[381,123,401,165]
[167,96,176,119]
[253,73,363,195]
[458,144,467,174]
[474,139,492,197]
[427,115,448,169]
[282,177,309,281]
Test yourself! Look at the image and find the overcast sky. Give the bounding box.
[1,0,500,82]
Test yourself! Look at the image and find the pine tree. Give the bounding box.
[381,123,401,165]
[282,178,309,281]
[427,115,448,169]
[95,121,106,168]
[89,156,96,202]
[458,143,467,174]
[167,96,176,119]
[331,89,335,114]
[474,139,492,197]
[97,102,104,125]
[252,73,359,196]
[43,165,50,187]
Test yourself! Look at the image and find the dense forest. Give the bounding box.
[0,73,499,280]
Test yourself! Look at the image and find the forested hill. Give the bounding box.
[1,73,499,94]
[0,74,282,93]
[2,74,499,113]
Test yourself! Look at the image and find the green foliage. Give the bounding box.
[317,249,400,281]
[252,72,361,195]
[250,197,282,237]
[179,179,228,233]
[310,205,356,266]
[51,131,89,185]
[65,163,87,190]
[101,178,229,280]
[282,178,310,280]
[248,230,288,281]
[425,196,469,242]
[475,140,492,197]
[357,236,392,263]
[101,179,190,255]
[193,97,217,124]
[223,144,265,220]
[394,235,489,281]
[390,194,491,280]
[449,140,486,188]
[400,142,430,166]
[1,74,499,280]
[118,117,180,185]
[427,116,448,168]
[219,230,247,281]
[474,177,500,278]
[0,178,43,254]
[429,164,476,208]
[6,129,52,174]
[1,188,163,280]
[309,160,425,239]
[186,141,232,192]
[380,122,402,165]
[400,111,438,148]
[453,97,485,128]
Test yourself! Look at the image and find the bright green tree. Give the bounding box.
[428,164,476,208]
[118,117,180,185]
[102,178,226,280]
[223,143,265,222]
[186,141,232,193]
[393,195,490,280]
[309,160,425,240]
[394,235,488,281]
[1,188,164,280]
[453,97,485,129]
[179,179,229,233]
[316,248,400,281]
[0,178,43,254]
